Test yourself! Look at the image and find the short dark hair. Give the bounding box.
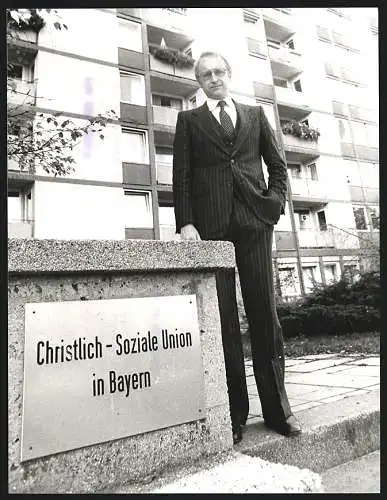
[194,51,232,81]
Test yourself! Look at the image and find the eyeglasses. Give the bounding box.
[199,68,228,81]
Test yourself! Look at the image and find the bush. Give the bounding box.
[276,271,380,338]
[240,271,380,338]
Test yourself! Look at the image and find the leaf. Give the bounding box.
[53,21,61,30]
[63,24,68,30]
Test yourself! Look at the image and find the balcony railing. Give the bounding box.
[8,219,34,238]
[156,161,173,185]
[275,228,335,250]
[268,43,301,65]
[275,86,309,110]
[289,177,328,201]
[149,52,195,80]
[7,79,36,106]
[282,133,319,161]
[262,8,294,42]
[152,105,179,128]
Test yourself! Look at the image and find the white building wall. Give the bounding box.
[38,8,120,64]
[33,181,126,240]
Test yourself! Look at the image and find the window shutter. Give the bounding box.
[317,25,331,42]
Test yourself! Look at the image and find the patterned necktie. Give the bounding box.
[218,100,235,139]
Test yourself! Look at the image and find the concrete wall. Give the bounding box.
[8,238,235,494]
[33,182,126,240]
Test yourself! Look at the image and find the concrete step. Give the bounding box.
[102,390,379,493]
[236,390,379,473]
[321,450,380,493]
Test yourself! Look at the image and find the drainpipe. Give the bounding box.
[271,87,306,297]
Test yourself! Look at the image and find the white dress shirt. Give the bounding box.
[206,96,237,128]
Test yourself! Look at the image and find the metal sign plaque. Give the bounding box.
[21,295,205,462]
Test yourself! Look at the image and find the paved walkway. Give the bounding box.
[245,353,380,424]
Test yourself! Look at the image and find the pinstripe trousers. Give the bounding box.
[215,194,292,429]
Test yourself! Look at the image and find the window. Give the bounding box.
[7,190,32,222]
[316,25,331,42]
[123,191,153,228]
[297,211,311,230]
[155,146,173,165]
[121,129,149,164]
[369,207,379,230]
[120,72,145,106]
[286,39,295,50]
[273,78,288,88]
[337,119,351,142]
[317,211,327,231]
[293,79,302,92]
[324,62,339,78]
[278,267,299,296]
[324,264,337,284]
[118,19,142,52]
[289,164,301,179]
[302,266,318,293]
[7,64,23,79]
[243,10,259,24]
[307,163,318,180]
[152,94,183,110]
[353,206,367,230]
[343,264,359,282]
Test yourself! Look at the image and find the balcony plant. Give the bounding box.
[7,8,46,33]
[149,45,195,69]
[281,120,320,142]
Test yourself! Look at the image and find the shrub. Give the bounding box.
[240,271,380,338]
[149,46,195,68]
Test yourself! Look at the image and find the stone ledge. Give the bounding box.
[8,239,236,274]
[236,391,380,473]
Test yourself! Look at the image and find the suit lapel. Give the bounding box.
[233,101,255,154]
[190,101,256,155]
[190,103,229,154]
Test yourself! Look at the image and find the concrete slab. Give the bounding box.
[236,390,380,473]
[346,356,380,366]
[321,450,380,493]
[329,365,380,377]
[317,389,370,404]
[285,383,325,398]
[285,372,378,389]
[292,401,323,412]
[286,358,354,373]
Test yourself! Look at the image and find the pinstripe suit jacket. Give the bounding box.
[173,100,288,240]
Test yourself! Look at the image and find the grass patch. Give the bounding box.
[241,331,380,360]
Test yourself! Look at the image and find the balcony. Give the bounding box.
[7,30,38,66]
[141,8,190,33]
[149,51,196,81]
[153,105,179,130]
[289,178,328,209]
[282,134,320,163]
[8,219,34,238]
[156,161,173,185]
[268,43,302,80]
[275,86,311,121]
[262,8,294,42]
[275,229,335,251]
[7,79,36,107]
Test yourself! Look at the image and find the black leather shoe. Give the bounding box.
[265,415,302,437]
[232,425,243,444]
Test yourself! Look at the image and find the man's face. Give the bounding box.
[197,55,231,100]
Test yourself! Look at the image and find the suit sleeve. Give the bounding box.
[173,111,194,233]
[259,106,288,214]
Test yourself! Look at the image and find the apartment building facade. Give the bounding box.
[7,7,379,297]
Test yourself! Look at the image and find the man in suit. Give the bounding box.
[173,51,301,444]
